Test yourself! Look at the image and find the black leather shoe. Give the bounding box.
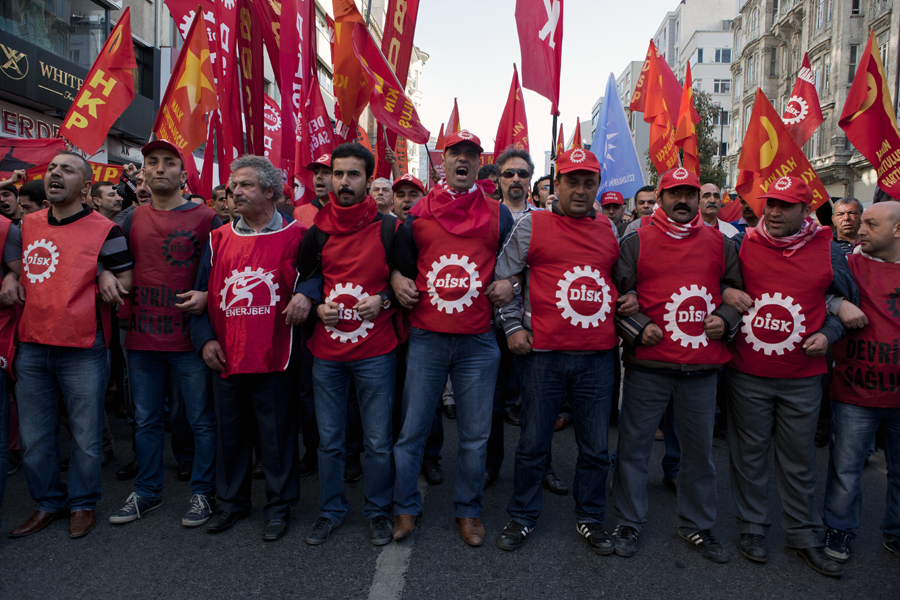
[177,461,192,482]
[788,546,843,577]
[262,516,290,541]
[442,403,457,419]
[422,463,444,485]
[503,406,521,427]
[484,471,498,489]
[116,460,138,481]
[206,510,249,533]
[739,533,768,563]
[542,473,569,496]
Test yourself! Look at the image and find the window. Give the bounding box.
[851,0,861,15]
[1,0,108,69]
[745,54,756,86]
[773,0,779,15]
[816,0,825,28]
[823,54,831,93]
[878,31,890,69]
[809,129,819,158]
[732,114,741,144]
[719,142,729,157]
[813,60,822,92]
[770,48,777,77]
[751,8,759,33]
[715,48,732,63]
[827,0,834,21]
[848,45,859,83]
[133,43,154,100]
[697,49,703,63]
[713,79,731,94]
[735,28,741,55]
[714,109,730,125]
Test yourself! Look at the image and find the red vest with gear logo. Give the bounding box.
[527,211,620,351]
[0,217,17,371]
[729,234,831,378]
[831,254,900,407]
[634,222,731,365]
[207,218,305,376]
[308,220,397,361]
[410,200,500,333]
[124,203,215,352]
[19,208,115,348]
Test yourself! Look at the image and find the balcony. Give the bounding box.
[870,0,892,22]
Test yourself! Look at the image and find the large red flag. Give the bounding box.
[515,0,563,115]
[0,138,66,180]
[306,82,336,164]
[571,117,583,149]
[263,94,283,164]
[674,62,701,176]
[280,0,316,170]
[332,0,369,137]
[494,64,529,156]
[381,0,420,152]
[644,48,679,174]
[60,7,136,156]
[782,53,824,147]
[152,6,219,154]
[237,0,264,156]
[214,0,240,177]
[737,89,828,215]
[630,41,682,126]
[839,31,900,198]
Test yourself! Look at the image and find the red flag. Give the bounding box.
[214,0,241,177]
[839,31,900,198]
[718,199,743,223]
[630,41,682,126]
[435,124,446,151]
[375,124,392,180]
[494,65,530,156]
[381,0,421,152]
[644,47,680,174]
[395,137,409,175]
[446,99,461,134]
[24,160,125,184]
[263,94,283,164]
[674,62,701,176]
[332,0,369,136]
[236,0,264,155]
[251,0,282,80]
[198,111,217,198]
[152,6,219,154]
[279,0,316,173]
[571,117,583,149]
[737,89,828,215]
[306,82,336,163]
[555,123,565,157]
[515,0,563,115]
[60,7,136,156]
[782,53,824,147]
[356,125,373,153]
[351,23,430,144]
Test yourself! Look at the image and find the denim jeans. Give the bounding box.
[313,351,395,522]
[129,349,215,498]
[394,327,500,518]
[16,331,109,512]
[824,401,900,541]
[0,371,7,528]
[509,350,614,527]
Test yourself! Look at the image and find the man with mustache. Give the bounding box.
[372,177,394,215]
[211,185,231,224]
[90,182,123,221]
[729,198,760,234]
[700,183,739,238]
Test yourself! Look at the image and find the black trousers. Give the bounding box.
[212,370,299,520]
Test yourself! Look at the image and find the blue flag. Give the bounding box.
[591,73,644,200]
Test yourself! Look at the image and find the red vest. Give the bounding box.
[308,220,397,361]
[527,211,620,351]
[410,201,500,333]
[634,223,731,365]
[831,254,900,407]
[730,234,831,378]
[19,208,114,348]
[0,217,17,370]
[293,204,319,229]
[124,203,215,352]
[207,218,304,376]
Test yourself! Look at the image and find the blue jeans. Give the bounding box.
[16,332,109,512]
[0,371,7,528]
[509,350,614,527]
[128,350,215,498]
[313,351,396,522]
[824,401,900,541]
[394,327,500,518]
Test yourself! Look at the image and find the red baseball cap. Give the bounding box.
[443,130,483,153]
[599,191,624,206]
[658,167,701,191]
[759,175,812,205]
[142,139,186,168]
[392,173,425,195]
[556,148,601,175]
[307,154,332,171]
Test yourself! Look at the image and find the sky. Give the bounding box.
[413,0,679,168]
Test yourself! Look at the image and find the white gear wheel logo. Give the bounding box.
[673,168,689,180]
[569,149,587,163]
[179,11,195,40]
[223,0,235,9]
[742,292,806,355]
[263,107,281,132]
[23,239,59,283]
[663,285,715,349]
[426,254,482,314]
[458,130,473,140]
[782,95,809,126]
[0,356,7,371]
[219,267,280,310]
[325,283,374,344]
[555,266,612,328]
[774,176,792,191]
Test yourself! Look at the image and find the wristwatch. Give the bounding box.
[507,277,521,296]
[378,292,391,309]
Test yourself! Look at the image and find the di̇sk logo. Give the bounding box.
[23,239,59,283]
[324,283,374,344]
[782,96,810,126]
[426,254,482,314]
[219,267,280,318]
[663,285,716,349]
[162,230,200,268]
[742,292,807,355]
[0,355,8,371]
[555,266,612,328]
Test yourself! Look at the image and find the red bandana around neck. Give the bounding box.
[409,180,494,238]
[650,207,704,240]
[314,194,377,235]
[747,217,829,257]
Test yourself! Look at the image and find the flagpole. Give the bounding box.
[549,113,558,196]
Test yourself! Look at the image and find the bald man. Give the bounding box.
[372,178,393,215]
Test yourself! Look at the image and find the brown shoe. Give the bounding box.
[9,510,64,538]
[457,517,485,547]
[69,510,97,539]
[392,514,420,541]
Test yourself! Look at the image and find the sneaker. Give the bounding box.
[577,522,614,556]
[824,528,851,563]
[884,538,900,557]
[109,493,163,524]
[680,529,730,563]
[369,515,393,546]
[496,519,533,551]
[7,450,21,475]
[305,516,340,545]
[611,525,639,558]
[181,494,214,528]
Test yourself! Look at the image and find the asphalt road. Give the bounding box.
[2,408,898,600]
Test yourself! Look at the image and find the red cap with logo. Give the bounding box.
[555,148,601,175]
[392,173,425,195]
[307,154,332,171]
[443,130,484,153]
[599,191,624,206]
[142,139,186,168]
[658,167,701,191]
[758,175,813,205]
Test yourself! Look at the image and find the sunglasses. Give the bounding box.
[500,169,532,179]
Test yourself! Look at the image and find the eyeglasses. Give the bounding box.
[540,184,550,190]
[500,169,532,179]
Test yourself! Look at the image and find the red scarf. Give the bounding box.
[650,207,704,239]
[314,194,377,235]
[408,180,496,238]
[747,217,829,257]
